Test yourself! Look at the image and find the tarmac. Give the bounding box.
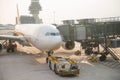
[0,45,120,80]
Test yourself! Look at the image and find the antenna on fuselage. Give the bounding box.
[16,4,21,24]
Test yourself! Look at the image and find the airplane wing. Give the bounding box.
[0,35,31,46]
[0,35,24,42]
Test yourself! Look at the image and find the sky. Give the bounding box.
[0,0,120,24]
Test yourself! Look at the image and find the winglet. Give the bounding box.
[16,4,21,24]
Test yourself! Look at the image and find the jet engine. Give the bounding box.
[0,42,2,50]
[62,41,75,50]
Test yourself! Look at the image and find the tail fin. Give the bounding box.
[16,4,21,24]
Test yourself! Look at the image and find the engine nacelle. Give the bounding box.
[62,41,75,50]
[0,42,2,50]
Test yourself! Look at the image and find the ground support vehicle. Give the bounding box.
[47,56,79,76]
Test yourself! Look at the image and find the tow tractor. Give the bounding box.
[47,55,79,76]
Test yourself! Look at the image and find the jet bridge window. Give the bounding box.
[45,32,60,36]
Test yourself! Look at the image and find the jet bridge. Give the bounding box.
[58,17,120,61]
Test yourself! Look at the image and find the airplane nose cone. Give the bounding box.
[48,36,62,50]
[52,37,62,49]
[37,36,62,51]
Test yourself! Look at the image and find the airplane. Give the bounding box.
[0,5,75,57]
[0,24,63,51]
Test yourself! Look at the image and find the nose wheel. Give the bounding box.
[46,50,54,63]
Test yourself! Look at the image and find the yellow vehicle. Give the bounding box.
[47,56,79,76]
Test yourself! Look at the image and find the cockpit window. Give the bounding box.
[45,32,60,36]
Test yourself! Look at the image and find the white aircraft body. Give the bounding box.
[15,24,62,51]
[0,24,62,52]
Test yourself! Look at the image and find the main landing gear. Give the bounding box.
[2,40,17,53]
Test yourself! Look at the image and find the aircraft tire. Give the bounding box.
[99,55,106,61]
[46,57,48,63]
[7,48,10,53]
[12,48,14,52]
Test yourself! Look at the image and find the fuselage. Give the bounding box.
[15,24,62,51]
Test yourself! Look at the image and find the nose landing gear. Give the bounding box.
[46,50,54,63]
